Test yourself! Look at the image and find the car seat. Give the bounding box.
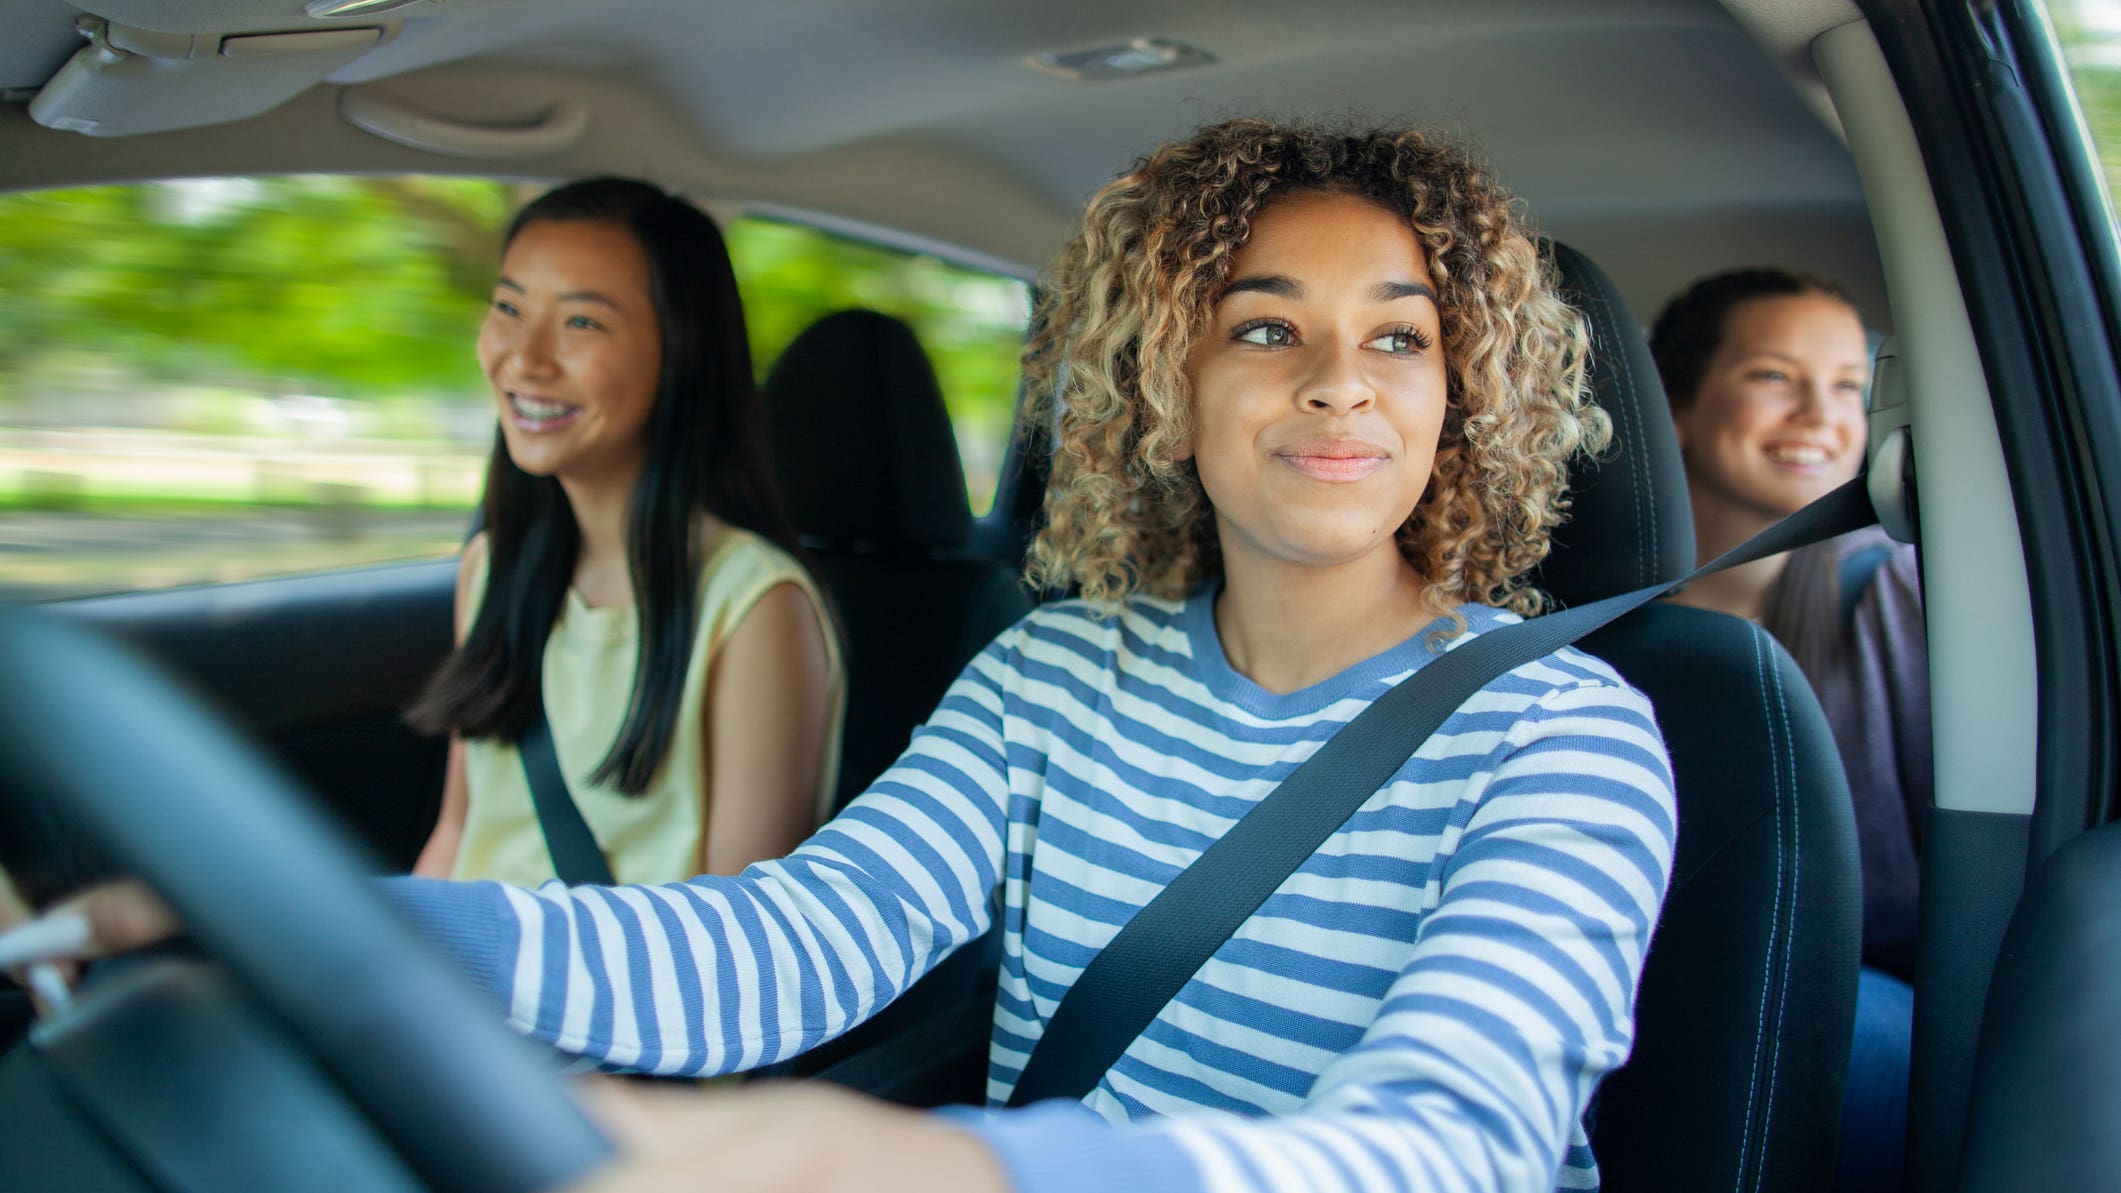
[761,308,1033,812]
[1953,819,2121,1191]
[754,308,1026,1097]
[1539,242,1864,1191]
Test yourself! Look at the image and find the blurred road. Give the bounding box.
[0,508,470,602]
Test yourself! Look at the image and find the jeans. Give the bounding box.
[1834,966,1913,1192]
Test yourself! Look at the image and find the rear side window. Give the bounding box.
[0,177,1025,602]
[0,177,514,603]
[726,217,1030,516]
[2046,0,2121,204]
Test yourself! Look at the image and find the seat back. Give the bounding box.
[1954,821,2121,1192]
[753,308,1022,1097]
[762,308,1031,811]
[1539,243,1863,1191]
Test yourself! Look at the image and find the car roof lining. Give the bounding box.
[0,0,1881,321]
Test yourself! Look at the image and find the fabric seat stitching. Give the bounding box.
[1566,258,1655,588]
[1733,630,1783,1191]
[1596,289,1654,587]
[1759,629,1799,1185]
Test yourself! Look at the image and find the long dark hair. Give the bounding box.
[409,178,798,793]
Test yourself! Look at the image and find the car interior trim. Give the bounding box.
[1976,14,2121,866]
[1988,0,2121,852]
[1907,806,2033,1193]
[1955,819,2121,1191]
[1855,0,2121,862]
[28,16,400,138]
[336,87,588,158]
[1715,0,1861,139]
[52,558,458,738]
[1816,18,2038,818]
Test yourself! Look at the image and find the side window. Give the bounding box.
[723,217,1030,515]
[0,182,1027,603]
[2044,0,2121,206]
[0,176,520,602]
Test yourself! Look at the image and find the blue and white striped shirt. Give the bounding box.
[393,587,1675,1193]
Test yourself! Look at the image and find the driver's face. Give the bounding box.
[1179,191,1449,578]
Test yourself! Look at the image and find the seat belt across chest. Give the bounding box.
[1006,478,1882,1106]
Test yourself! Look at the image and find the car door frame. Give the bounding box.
[1844,2,2121,1188]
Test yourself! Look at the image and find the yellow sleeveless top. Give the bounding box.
[451,529,844,887]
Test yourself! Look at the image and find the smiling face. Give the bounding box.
[478,218,663,487]
[1672,291,1870,531]
[1180,190,1449,581]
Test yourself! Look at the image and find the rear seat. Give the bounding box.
[755,308,1027,1097]
[762,308,1032,813]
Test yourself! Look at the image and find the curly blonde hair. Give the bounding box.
[1021,119,1608,617]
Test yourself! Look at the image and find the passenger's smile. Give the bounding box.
[505,391,585,430]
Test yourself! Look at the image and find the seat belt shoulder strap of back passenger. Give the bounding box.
[1005,478,1882,1107]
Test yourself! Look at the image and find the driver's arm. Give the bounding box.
[956,678,1677,1193]
[385,622,1021,1077]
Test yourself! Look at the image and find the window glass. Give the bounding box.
[0,176,516,603]
[2046,0,2121,204]
[0,178,1023,602]
[724,217,1030,516]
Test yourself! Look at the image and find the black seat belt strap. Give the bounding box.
[520,699,616,887]
[1007,478,1881,1107]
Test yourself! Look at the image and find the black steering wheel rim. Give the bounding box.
[0,608,613,1193]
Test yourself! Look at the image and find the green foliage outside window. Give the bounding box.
[0,176,1028,598]
[2049,0,2121,206]
[0,177,511,402]
[0,176,1027,510]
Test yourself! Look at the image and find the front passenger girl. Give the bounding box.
[409,178,844,886]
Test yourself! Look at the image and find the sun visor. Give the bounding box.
[29,15,399,137]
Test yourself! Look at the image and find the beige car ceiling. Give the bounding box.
[0,0,1873,319]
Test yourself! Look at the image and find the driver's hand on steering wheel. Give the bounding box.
[0,876,176,1013]
[569,1077,1011,1193]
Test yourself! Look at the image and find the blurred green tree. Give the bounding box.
[727,218,1028,441]
[0,177,1028,447]
[2050,0,2121,202]
[0,177,514,399]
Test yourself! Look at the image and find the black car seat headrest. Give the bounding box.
[762,308,972,551]
[1533,241,1697,607]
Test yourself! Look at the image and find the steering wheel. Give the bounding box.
[0,608,614,1192]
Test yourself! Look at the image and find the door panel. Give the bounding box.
[47,559,458,872]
